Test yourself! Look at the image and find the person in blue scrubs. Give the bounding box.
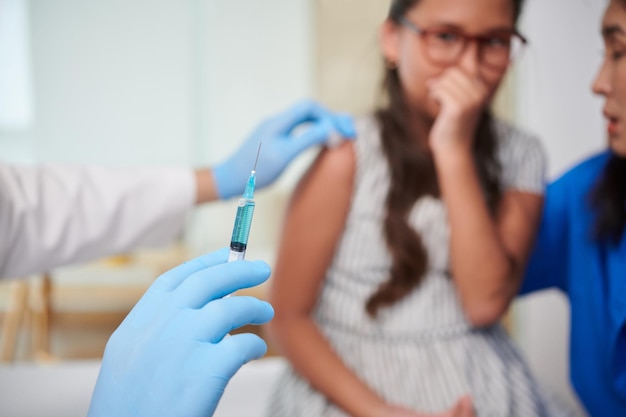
[521,1,626,415]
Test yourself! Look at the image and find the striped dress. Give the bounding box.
[267,116,567,417]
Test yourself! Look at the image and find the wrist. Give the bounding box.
[359,397,391,417]
[373,402,408,417]
[429,121,474,150]
[432,142,473,167]
[194,168,219,204]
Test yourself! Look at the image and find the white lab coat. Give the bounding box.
[0,163,195,279]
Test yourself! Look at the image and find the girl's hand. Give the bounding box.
[427,68,490,155]
[383,396,474,417]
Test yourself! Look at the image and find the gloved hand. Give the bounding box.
[213,99,356,199]
[87,248,274,417]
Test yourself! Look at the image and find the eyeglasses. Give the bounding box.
[399,17,527,69]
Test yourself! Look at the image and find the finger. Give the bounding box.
[185,334,268,415]
[442,67,484,85]
[435,78,471,108]
[435,70,474,98]
[428,79,456,106]
[430,77,477,115]
[173,260,271,308]
[271,99,336,134]
[123,249,230,329]
[286,118,334,157]
[442,70,474,94]
[436,68,477,92]
[452,396,474,417]
[443,69,488,101]
[190,296,274,342]
[151,248,230,293]
[202,333,268,378]
[333,113,356,138]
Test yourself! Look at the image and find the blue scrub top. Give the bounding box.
[521,152,626,416]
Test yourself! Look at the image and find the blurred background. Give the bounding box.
[0,0,606,416]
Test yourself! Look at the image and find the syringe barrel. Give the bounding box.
[229,197,256,254]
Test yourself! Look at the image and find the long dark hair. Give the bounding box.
[366,0,526,318]
[590,154,626,244]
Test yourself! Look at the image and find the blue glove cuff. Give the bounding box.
[213,162,241,200]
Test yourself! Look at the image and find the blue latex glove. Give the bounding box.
[87,248,274,417]
[213,99,356,199]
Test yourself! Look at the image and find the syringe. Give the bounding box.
[228,144,261,262]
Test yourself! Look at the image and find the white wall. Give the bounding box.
[513,0,606,414]
[516,0,606,177]
[198,0,314,166]
[0,0,196,165]
[0,0,313,164]
[184,0,314,254]
[0,0,34,131]
[0,0,314,256]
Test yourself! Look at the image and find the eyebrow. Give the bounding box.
[428,22,516,34]
[602,25,626,38]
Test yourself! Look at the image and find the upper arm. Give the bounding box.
[496,128,548,278]
[0,163,194,279]
[496,191,544,276]
[269,142,356,318]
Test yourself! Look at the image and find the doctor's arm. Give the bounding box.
[0,101,354,279]
[519,178,570,294]
[0,163,195,280]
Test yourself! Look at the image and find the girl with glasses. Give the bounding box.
[267,0,571,416]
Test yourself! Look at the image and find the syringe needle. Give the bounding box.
[253,142,262,172]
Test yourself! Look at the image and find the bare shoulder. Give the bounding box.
[293,140,356,203]
[311,141,355,181]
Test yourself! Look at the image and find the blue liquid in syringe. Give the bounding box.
[230,199,255,252]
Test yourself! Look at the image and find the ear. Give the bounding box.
[380,19,400,67]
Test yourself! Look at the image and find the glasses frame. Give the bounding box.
[398,17,528,68]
